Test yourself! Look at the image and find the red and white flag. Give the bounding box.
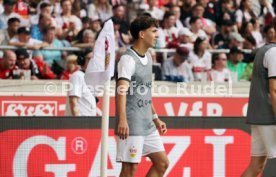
[85,19,115,86]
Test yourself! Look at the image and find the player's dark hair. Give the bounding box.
[130,16,158,40]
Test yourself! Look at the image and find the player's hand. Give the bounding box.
[117,119,129,140]
[154,119,167,135]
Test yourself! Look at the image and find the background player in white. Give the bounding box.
[68,49,97,116]
[116,15,169,177]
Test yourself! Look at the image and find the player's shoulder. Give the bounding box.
[266,46,276,53]
[70,70,84,80]
[119,54,135,64]
[263,46,276,61]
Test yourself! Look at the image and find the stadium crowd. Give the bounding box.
[0,0,275,82]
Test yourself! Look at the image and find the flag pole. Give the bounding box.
[101,79,111,177]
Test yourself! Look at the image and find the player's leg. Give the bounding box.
[120,162,138,177]
[241,156,267,177]
[241,125,276,177]
[146,151,169,177]
[116,136,144,177]
[142,130,169,177]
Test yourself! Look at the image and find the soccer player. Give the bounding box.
[241,18,276,177]
[68,49,97,116]
[115,15,169,177]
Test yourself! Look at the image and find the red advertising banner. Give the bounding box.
[0,96,66,116]
[0,96,248,117]
[0,129,250,177]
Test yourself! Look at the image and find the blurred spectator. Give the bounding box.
[235,0,256,29]
[0,50,17,79]
[243,34,256,49]
[188,36,212,81]
[31,14,53,40]
[87,0,112,22]
[148,48,162,81]
[240,35,256,80]
[71,0,86,18]
[220,32,244,49]
[213,20,235,48]
[112,16,130,50]
[216,0,236,26]
[0,17,20,45]
[198,0,217,23]
[180,0,196,23]
[209,52,232,82]
[28,1,42,17]
[240,21,254,38]
[164,0,182,9]
[260,0,276,26]
[32,55,57,79]
[263,24,275,43]
[72,29,95,48]
[162,46,193,82]
[227,47,247,81]
[250,19,264,47]
[185,3,216,35]
[144,0,165,20]
[55,0,82,41]
[39,26,64,65]
[167,27,194,50]
[38,0,62,17]
[60,54,79,80]
[157,11,178,47]
[29,2,57,27]
[0,0,21,29]
[90,16,102,34]
[75,17,92,43]
[14,48,40,80]
[13,0,30,28]
[9,27,49,58]
[240,61,253,81]
[171,5,184,31]
[177,27,194,50]
[112,4,129,35]
[189,16,207,42]
[240,57,254,81]
[243,35,256,63]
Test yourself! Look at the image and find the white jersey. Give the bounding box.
[68,70,96,116]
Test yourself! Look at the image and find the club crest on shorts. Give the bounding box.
[129,146,137,158]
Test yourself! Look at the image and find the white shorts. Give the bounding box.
[251,125,276,158]
[116,130,165,163]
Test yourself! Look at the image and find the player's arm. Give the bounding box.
[269,79,276,115]
[265,48,276,115]
[68,73,82,116]
[69,96,80,116]
[116,55,134,139]
[116,79,130,139]
[152,104,167,134]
